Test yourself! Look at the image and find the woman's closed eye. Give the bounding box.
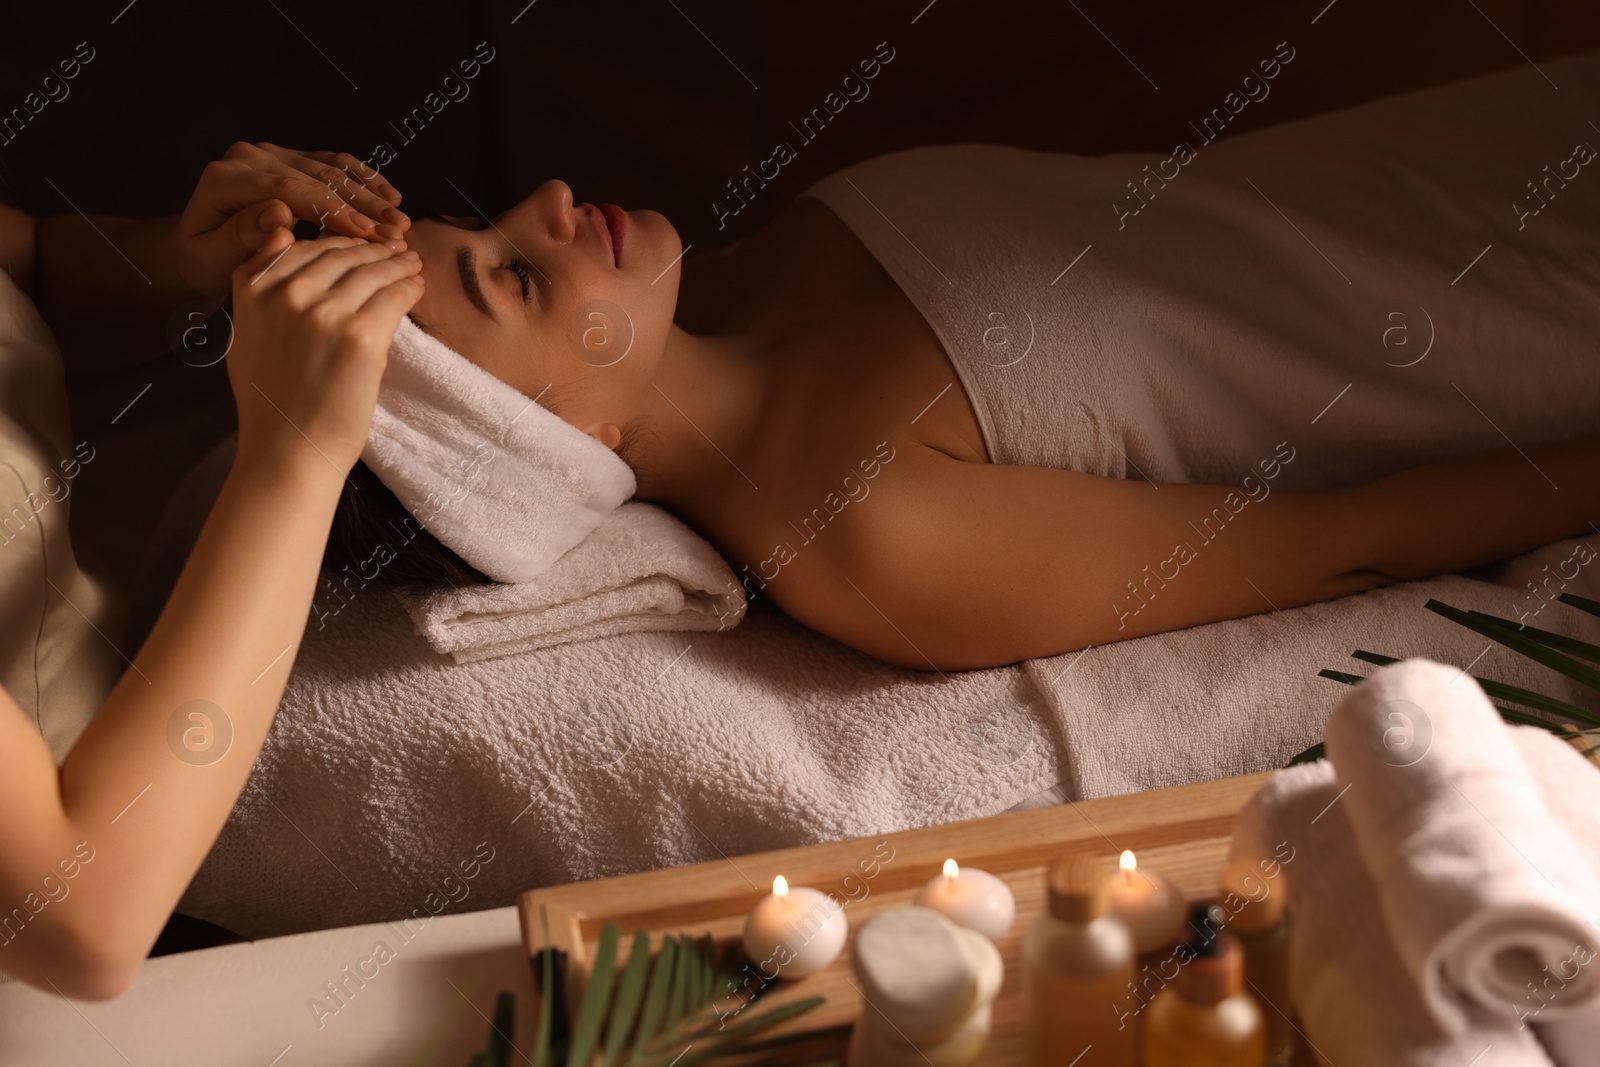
[509,259,531,300]
[507,258,532,302]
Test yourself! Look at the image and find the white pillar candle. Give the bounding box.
[741,875,848,978]
[1104,850,1186,954]
[914,859,1016,941]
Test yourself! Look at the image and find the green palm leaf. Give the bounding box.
[1423,599,1600,690]
[566,923,621,1067]
[601,931,653,1066]
[1559,592,1600,619]
[485,992,516,1067]
[1459,610,1600,664]
[630,934,677,1061]
[1347,649,1600,727]
[1298,597,1600,766]
[517,925,832,1067]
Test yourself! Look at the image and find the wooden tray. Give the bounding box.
[516,771,1269,1065]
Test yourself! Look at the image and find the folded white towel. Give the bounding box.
[397,501,747,663]
[361,316,636,583]
[1324,660,1600,1035]
[1230,759,1556,1067]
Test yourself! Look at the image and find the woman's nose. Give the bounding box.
[505,179,576,243]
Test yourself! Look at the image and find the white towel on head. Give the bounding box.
[361,315,636,583]
[1323,659,1600,1036]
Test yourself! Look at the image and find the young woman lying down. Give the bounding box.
[332,55,1600,672]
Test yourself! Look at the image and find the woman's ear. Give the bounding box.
[583,421,623,450]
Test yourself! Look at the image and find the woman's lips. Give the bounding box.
[582,202,614,264]
[600,203,627,267]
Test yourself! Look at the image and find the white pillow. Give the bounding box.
[0,268,121,762]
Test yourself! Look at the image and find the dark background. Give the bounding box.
[3,0,1597,950]
[6,0,1600,245]
[3,0,1599,597]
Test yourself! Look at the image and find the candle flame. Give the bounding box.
[943,858,959,879]
[1120,850,1137,873]
[773,875,789,897]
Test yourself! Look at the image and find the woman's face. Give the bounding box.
[403,179,680,448]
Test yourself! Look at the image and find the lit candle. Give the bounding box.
[741,875,848,978]
[1104,850,1185,955]
[914,859,1016,941]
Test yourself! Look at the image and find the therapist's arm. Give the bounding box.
[21,142,409,372]
[0,202,37,295]
[0,235,422,1000]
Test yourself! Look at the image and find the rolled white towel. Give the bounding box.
[1324,659,1600,1035]
[397,501,746,663]
[1504,727,1600,1066]
[1230,761,1555,1066]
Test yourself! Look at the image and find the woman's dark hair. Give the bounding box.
[321,459,492,589]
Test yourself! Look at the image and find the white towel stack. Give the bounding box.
[397,501,747,663]
[1231,659,1600,1066]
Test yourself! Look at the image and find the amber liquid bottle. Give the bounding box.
[1022,853,1138,1067]
[1144,905,1266,1067]
[1219,860,1293,1065]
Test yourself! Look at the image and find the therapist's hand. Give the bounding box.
[173,142,411,298]
[228,235,424,476]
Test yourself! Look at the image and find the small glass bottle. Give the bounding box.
[1144,904,1265,1067]
[1022,852,1138,1067]
[1219,859,1293,1066]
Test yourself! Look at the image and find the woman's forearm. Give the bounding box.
[34,213,202,372]
[41,442,344,994]
[1355,432,1600,581]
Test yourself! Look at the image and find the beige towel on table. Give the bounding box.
[398,502,748,664]
[1024,535,1600,801]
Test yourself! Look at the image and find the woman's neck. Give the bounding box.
[631,322,775,523]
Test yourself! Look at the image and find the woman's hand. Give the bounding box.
[174,142,412,298]
[228,235,424,476]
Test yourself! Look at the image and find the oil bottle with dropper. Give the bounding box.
[1143,903,1265,1066]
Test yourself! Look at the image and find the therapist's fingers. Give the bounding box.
[302,150,404,210]
[235,199,294,253]
[322,252,426,317]
[194,157,380,240]
[274,149,408,237]
[277,239,417,298]
[241,234,368,288]
[352,273,428,352]
[233,142,407,237]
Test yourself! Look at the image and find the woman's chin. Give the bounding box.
[625,209,677,270]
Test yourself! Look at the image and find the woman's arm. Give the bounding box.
[0,235,423,999]
[784,434,1600,671]
[25,142,409,373]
